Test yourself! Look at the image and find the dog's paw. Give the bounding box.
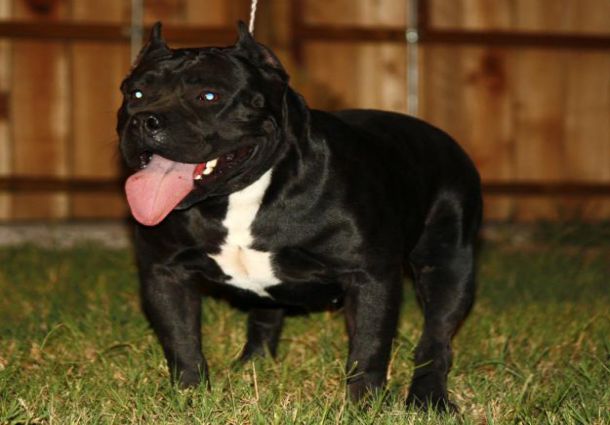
[230,355,251,370]
[405,374,458,413]
[233,341,276,368]
[405,392,458,413]
[173,367,210,391]
[346,371,387,404]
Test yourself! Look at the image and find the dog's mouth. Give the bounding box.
[192,145,255,184]
[125,145,255,226]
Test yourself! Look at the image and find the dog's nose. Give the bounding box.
[144,115,162,132]
[131,113,164,134]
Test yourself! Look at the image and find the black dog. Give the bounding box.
[117,22,482,411]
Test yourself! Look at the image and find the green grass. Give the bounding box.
[0,234,608,424]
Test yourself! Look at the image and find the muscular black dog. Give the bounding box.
[117,22,482,411]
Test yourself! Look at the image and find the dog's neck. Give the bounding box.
[280,88,318,162]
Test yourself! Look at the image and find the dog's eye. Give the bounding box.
[131,89,144,100]
[199,91,219,103]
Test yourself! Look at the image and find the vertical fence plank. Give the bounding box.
[185,0,226,26]
[10,0,70,219]
[421,45,517,221]
[144,0,232,29]
[561,3,610,219]
[143,0,187,25]
[253,0,294,74]
[512,50,567,220]
[464,47,515,221]
[302,1,361,109]
[563,52,610,219]
[303,0,407,112]
[0,1,12,219]
[511,0,572,220]
[563,0,610,34]
[142,1,240,45]
[72,0,129,23]
[462,2,515,221]
[422,0,515,220]
[70,0,130,218]
[358,1,406,112]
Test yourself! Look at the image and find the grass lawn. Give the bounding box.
[0,226,608,424]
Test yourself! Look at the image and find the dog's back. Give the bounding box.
[331,108,481,227]
[333,109,480,194]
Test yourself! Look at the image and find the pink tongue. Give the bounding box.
[125,155,197,226]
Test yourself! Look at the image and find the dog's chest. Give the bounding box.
[208,171,280,297]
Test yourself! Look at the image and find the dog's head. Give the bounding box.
[117,22,290,226]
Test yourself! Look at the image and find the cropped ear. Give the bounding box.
[132,22,171,67]
[235,21,287,80]
[236,20,253,46]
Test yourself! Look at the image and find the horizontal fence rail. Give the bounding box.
[2,177,610,197]
[0,177,122,193]
[294,25,610,50]
[0,21,238,44]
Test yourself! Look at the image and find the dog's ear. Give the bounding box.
[149,22,168,49]
[132,22,171,67]
[235,21,287,80]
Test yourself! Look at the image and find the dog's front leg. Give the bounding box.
[237,308,285,364]
[140,264,208,389]
[343,271,403,401]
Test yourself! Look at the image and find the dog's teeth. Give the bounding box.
[207,158,218,168]
[194,174,202,180]
[202,168,213,175]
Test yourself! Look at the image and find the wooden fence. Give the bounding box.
[0,0,609,221]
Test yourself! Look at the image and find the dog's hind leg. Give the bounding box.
[406,194,481,411]
[237,308,285,363]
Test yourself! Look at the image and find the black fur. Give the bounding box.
[117,22,482,411]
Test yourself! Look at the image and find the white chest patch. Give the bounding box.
[209,170,280,297]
